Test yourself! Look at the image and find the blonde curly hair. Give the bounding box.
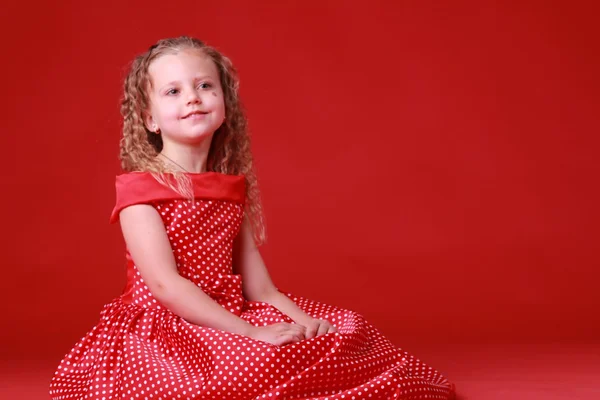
[119,36,265,245]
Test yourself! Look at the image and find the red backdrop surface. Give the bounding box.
[1,1,598,364]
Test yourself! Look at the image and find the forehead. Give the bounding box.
[148,50,219,86]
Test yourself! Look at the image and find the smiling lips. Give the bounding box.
[182,110,208,119]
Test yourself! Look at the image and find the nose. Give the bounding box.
[186,87,202,105]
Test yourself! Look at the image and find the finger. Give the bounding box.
[317,322,329,337]
[305,326,318,340]
[277,333,301,346]
[289,323,306,335]
[288,328,305,341]
[275,335,294,346]
[276,322,292,332]
[327,325,337,334]
[303,321,319,339]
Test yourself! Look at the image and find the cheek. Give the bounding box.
[217,92,226,107]
[208,92,226,114]
[210,91,223,107]
[159,104,181,121]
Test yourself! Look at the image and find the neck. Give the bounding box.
[160,139,212,173]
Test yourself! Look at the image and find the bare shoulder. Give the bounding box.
[119,203,166,236]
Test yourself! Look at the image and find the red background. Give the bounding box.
[2,0,598,374]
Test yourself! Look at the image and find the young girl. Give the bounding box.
[50,36,455,400]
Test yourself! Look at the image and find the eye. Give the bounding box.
[166,88,179,95]
[198,82,212,89]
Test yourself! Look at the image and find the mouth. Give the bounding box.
[182,110,209,119]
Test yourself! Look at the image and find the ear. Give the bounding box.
[143,112,158,132]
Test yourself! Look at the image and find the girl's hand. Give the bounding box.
[247,322,306,346]
[302,318,337,340]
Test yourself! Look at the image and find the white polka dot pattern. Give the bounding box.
[50,193,455,399]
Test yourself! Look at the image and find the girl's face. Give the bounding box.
[145,50,226,147]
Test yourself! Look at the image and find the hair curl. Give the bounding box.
[119,36,265,245]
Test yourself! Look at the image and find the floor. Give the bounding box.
[2,343,599,399]
[418,342,600,400]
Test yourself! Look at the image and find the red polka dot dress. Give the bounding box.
[50,172,455,400]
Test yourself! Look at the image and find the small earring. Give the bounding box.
[155,127,161,134]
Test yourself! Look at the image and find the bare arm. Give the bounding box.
[233,218,314,326]
[119,204,254,336]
